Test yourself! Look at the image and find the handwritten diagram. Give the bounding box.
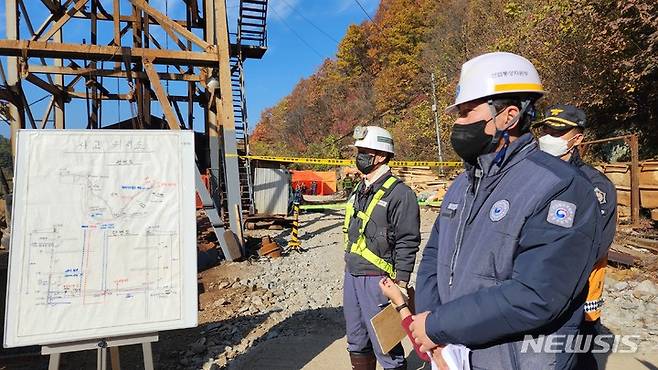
[5,130,197,347]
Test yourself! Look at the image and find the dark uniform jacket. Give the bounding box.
[570,149,617,260]
[416,133,600,370]
[344,170,421,282]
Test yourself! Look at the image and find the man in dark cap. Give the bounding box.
[536,104,618,370]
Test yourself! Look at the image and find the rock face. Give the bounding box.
[603,274,658,352]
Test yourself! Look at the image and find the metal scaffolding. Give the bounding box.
[0,0,268,258]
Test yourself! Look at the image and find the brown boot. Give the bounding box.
[349,351,377,370]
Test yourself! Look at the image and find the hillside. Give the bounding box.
[251,0,658,162]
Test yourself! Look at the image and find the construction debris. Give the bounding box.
[392,166,446,192]
[257,236,282,259]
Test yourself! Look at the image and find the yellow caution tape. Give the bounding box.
[227,154,462,168]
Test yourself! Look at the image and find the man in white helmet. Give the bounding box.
[343,126,420,370]
[412,52,600,370]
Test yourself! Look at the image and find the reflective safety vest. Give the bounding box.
[584,255,607,321]
[343,176,398,279]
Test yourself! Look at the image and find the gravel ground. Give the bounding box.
[2,207,657,369]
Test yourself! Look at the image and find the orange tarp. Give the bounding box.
[291,170,337,195]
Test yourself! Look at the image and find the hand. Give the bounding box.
[410,311,439,352]
[430,346,450,370]
[378,277,405,306]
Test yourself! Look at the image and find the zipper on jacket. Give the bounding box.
[449,168,482,286]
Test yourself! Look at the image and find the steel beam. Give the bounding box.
[628,134,640,227]
[0,40,219,66]
[39,0,90,42]
[131,0,211,51]
[205,0,222,217]
[6,0,23,155]
[54,1,65,130]
[213,0,243,239]
[27,65,202,81]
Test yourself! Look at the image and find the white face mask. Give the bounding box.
[538,134,573,157]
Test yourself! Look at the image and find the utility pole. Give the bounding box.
[431,72,444,176]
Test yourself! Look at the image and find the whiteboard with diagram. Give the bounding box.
[4,130,198,347]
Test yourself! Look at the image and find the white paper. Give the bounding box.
[442,344,471,370]
[4,130,197,347]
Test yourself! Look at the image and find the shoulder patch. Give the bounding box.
[377,200,388,207]
[594,187,607,205]
[489,200,510,222]
[547,200,577,228]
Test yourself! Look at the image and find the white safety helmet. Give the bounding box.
[446,52,544,114]
[352,126,395,155]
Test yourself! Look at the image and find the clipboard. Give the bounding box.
[370,303,407,354]
[370,288,414,354]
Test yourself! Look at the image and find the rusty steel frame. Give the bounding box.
[579,133,640,227]
[1,0,247,244]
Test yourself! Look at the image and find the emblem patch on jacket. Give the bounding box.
[594,187,607,205]
[489,199,510,222]
[547,200,576,228]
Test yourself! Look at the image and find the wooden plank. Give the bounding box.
[0,40,218,67]
[608,250,635,267]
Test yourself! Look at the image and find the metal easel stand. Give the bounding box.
[42,333,158,370]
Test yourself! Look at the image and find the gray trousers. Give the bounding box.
[343,272,406,368]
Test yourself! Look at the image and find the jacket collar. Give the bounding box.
[466,133,538,179]
[364,164,391,188]
[358,169,393,195]
[568,147,584,167]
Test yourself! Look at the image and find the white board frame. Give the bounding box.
[4,130,197,347]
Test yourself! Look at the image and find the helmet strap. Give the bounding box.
[487,98,532,144]
[488,98,532,165]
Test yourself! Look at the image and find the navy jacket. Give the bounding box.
[416,133,600,370]
[570,149,617,260]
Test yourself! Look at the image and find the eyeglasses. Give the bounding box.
[353,126,367,140]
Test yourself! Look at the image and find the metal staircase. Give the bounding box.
[238,0,268,48]
[217,0,268,217]
[230,56,255,214]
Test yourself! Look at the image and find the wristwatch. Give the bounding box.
[394,302,408,312]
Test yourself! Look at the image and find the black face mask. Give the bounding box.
[450,120,497,165]
[356,152,377,174]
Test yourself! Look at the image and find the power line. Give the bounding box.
[279,0,340,45]
[271,7,325,59]
[353,0,383,32]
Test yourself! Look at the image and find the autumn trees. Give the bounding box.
[252,0,658,161]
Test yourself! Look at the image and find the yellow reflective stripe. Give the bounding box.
[350,237,396,279]
[343,194,356,250]
[494,83,544,93]
[343,176,398,276]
